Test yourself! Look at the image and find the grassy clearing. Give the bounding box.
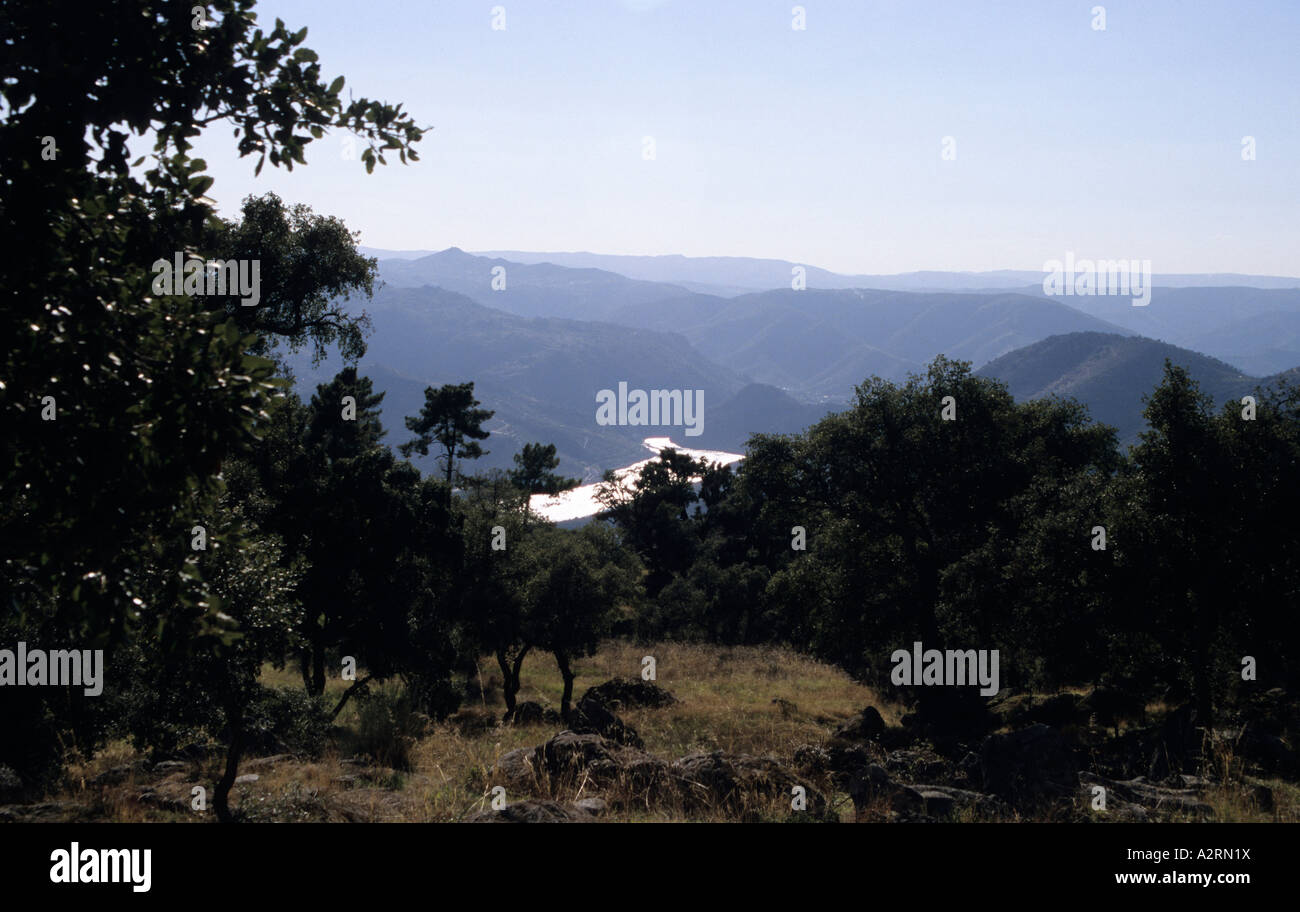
[47,640,1297,823]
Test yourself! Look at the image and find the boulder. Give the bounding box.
[568,694,643,748]
[671,750,826,817]
[582,678,677,709]
[466,799,597,823]
[505,701,547,726]
[833,706,886,742]
[1079,771,1213,818]
[574,796,608,817]
[979,724,1079,810]
[493,747,541,791]
[890,784,1005,818]
[531,731,668,793]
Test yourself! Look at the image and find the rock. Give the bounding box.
[834,706,886,742]
[505,701,547,726]
[671,751,826,817]
[979,724,1079,810]
[151,760,190,776]
[325,788,415,823]
[531,731,668,793]
[886,747,955,784]
[844,763,894,811]
[891,784,1004,818]
[466,799,596,823]
[493,748,541,792]
[574,796,608,817]
[582,678,677,709]
[568,694,643,748]
[135,787,193,813]
[234,774,260,785]
[1079,771,1213,818]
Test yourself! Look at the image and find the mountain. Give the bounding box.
[470,250,1300,294]
[690,383,831,452]
[286,285,746,481]
[1023,286,1300,376]
[374,248,692,321]
[978,332,1296,442]
[613,288,1135,400]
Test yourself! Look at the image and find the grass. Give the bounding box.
[41,640,1300,823]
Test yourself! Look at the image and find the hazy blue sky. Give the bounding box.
[197,0,1300,275]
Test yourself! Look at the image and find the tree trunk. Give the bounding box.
[556,650,576,723]
[310,636,326,697]
[329,674,374,721]
[1191,592,1214,726]
[214,701,245,824]
[496,649,517,716]
[497,645,530,718]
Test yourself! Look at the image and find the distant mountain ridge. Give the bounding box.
[612,287,1137,400]
[978,332,1298,442]
[375,247,693,322]
[287,286,822,480]
[363,246,1300,293]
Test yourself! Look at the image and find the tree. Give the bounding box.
[596,448,712,598]
[1,0,424,649]
[457,482,533,717]
[1115,362,1237,724]
[763,357,1118,713]
[250,369,461,702]
[206,192,378,365]
[509,443,580,496]
[521,524,642,721]
[399,382,495,498]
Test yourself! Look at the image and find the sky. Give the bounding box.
[195,0,1300,275]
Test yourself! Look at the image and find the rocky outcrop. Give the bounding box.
[582,678,677,710]
[568,694,643,748]
[466,799,600,823]
[671,750,826,817]
[833,706,886,742]
[979,724,1079,810]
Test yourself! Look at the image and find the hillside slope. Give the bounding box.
[978,332,1295,441]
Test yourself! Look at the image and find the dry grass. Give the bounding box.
[39,640,1299,823]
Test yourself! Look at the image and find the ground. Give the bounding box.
[24,641,1299,823]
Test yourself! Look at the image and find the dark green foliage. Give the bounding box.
[399,381,495,492]
[510,443,580,496]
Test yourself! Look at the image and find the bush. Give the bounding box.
[348,687,426,770]
[243,686,331,758]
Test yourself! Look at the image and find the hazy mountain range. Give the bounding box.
[286,248,1300,478]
